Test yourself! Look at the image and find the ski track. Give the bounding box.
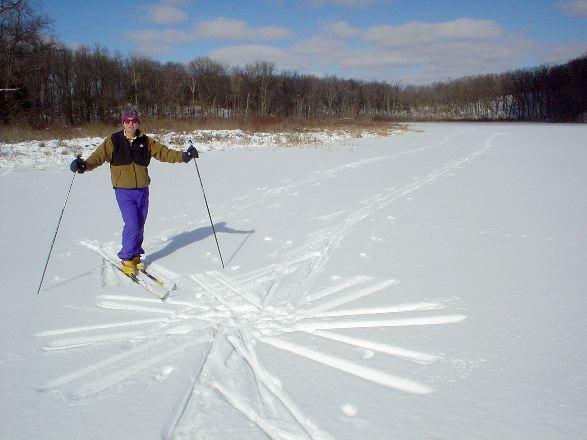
[223,130,466,215]
[38,131,503,439]
[309,330,440,364]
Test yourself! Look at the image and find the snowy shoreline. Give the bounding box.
[0,127,406,170]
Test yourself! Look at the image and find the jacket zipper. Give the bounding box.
[129,137,138,188]
[133,162,138,188]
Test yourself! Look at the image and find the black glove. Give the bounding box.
[182,145,199,162]
[70,156,86,173]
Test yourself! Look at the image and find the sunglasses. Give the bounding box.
[123,118,139,124]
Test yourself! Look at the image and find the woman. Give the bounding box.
[69,107,198,274]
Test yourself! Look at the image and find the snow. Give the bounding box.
[1,123,586,439]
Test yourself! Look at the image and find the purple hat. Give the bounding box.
[121,107,140,123]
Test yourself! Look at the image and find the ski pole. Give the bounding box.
[189,140,225,269]
[36,171,77,294]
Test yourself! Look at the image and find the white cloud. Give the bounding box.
[210,45,297,69]
[144,1,191,24]
[128,18,293,47]
[320,20,360,39]
[559,0,587,17]
[363,18,503,49]
[195,18,294,40]
[127,17,294,56]
[538,42,587,64]
[291,36,349,55]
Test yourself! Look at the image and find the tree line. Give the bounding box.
[2,0,586,126]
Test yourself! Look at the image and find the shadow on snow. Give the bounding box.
[144,222,254,266]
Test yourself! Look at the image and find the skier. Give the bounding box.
[69,107,199,275]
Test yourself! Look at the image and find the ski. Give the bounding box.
[138,265,178,292]
[113,264,170,301]
[138,266,165,288]
[80,240,171,301]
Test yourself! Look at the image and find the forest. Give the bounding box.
[2,0,586,127]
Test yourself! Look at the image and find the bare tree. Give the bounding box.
[245,61,276,116]
[0,0,53,122]
[184,57,227,116]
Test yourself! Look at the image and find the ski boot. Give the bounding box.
[121,259,138,275]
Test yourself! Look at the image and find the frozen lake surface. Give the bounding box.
[1,122,586,439]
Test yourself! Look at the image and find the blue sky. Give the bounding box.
[40,0,587,84]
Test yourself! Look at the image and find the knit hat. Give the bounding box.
[121,107,140,123]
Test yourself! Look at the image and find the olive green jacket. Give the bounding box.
[84,130,184,189]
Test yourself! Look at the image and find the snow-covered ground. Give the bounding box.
[1,123,586,439]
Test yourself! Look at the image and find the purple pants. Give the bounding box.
[115,187,149,261]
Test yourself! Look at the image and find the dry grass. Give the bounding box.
[0,121,117,143]
[142,116,405,137]
[0,116,406,143]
